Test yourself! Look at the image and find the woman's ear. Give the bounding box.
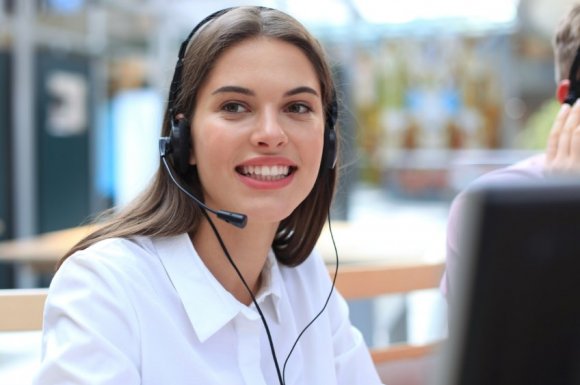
[556,79,571,103]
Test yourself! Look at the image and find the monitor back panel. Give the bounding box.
[436,181,580,385]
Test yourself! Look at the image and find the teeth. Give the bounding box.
[240,165,291,180]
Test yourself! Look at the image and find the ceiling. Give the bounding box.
[35,0,524,35]
[4,0,576,56]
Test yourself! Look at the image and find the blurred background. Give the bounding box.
[0,0,577,382]
[1,0,570,270]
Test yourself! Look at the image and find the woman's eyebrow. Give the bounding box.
[211,85,319,97]
[212,85,254,95]
[284,86,319,97]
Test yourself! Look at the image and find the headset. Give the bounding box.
[564,47,580,105]
[157,7,340,385]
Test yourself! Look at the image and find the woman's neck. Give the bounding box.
[191,217,278,305]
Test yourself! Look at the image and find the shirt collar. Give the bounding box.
[153,234,283,342]
[255,250,283,323]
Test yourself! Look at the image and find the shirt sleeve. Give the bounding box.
[33,249,141,385]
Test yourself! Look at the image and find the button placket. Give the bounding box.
[235,313,267,385]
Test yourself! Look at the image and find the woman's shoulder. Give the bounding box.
[57,234,180,286]
[283,247,326,270]
[60,233,194,278]
[67,235,155,264]
[278,248,332,290]
[51,234,189,300]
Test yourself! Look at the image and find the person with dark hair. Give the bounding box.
[442,3,580,299]
[33,6,383,385]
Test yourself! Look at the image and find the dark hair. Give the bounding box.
[59,6,338,269]
[553,4,580,82]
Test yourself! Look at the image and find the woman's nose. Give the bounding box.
[251,110,288,148]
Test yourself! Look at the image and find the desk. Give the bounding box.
[0,226,97,264]
[0,221,444,267]
[316,220,444,266]
[0,225,98,269]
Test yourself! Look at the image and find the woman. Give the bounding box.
[34,6,383,385]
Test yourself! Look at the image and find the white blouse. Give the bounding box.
[33,234,383,385]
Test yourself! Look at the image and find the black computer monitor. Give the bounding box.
[434,179,580,385]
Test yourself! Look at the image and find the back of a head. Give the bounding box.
[553,3,580,82]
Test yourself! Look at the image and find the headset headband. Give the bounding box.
[167,7,277,117]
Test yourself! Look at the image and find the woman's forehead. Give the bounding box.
[201,37,321,95]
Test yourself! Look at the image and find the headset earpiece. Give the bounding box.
[168,117,192,176]
[324,127,337,170]
[323,93,338,170]
[161,8,236,177]
[565,47,580,105]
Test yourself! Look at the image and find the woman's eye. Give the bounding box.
[222,102,247,113]
[287,103,312,114]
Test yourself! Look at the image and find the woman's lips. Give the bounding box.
[236,164,294,181]
[235,157,297,189]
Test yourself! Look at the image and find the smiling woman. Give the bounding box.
[32,6,383,385]
[191,37,325,225]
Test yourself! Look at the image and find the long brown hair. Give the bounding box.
[59,6,338,269]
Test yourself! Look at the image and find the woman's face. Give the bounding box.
[190,37,325,225]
